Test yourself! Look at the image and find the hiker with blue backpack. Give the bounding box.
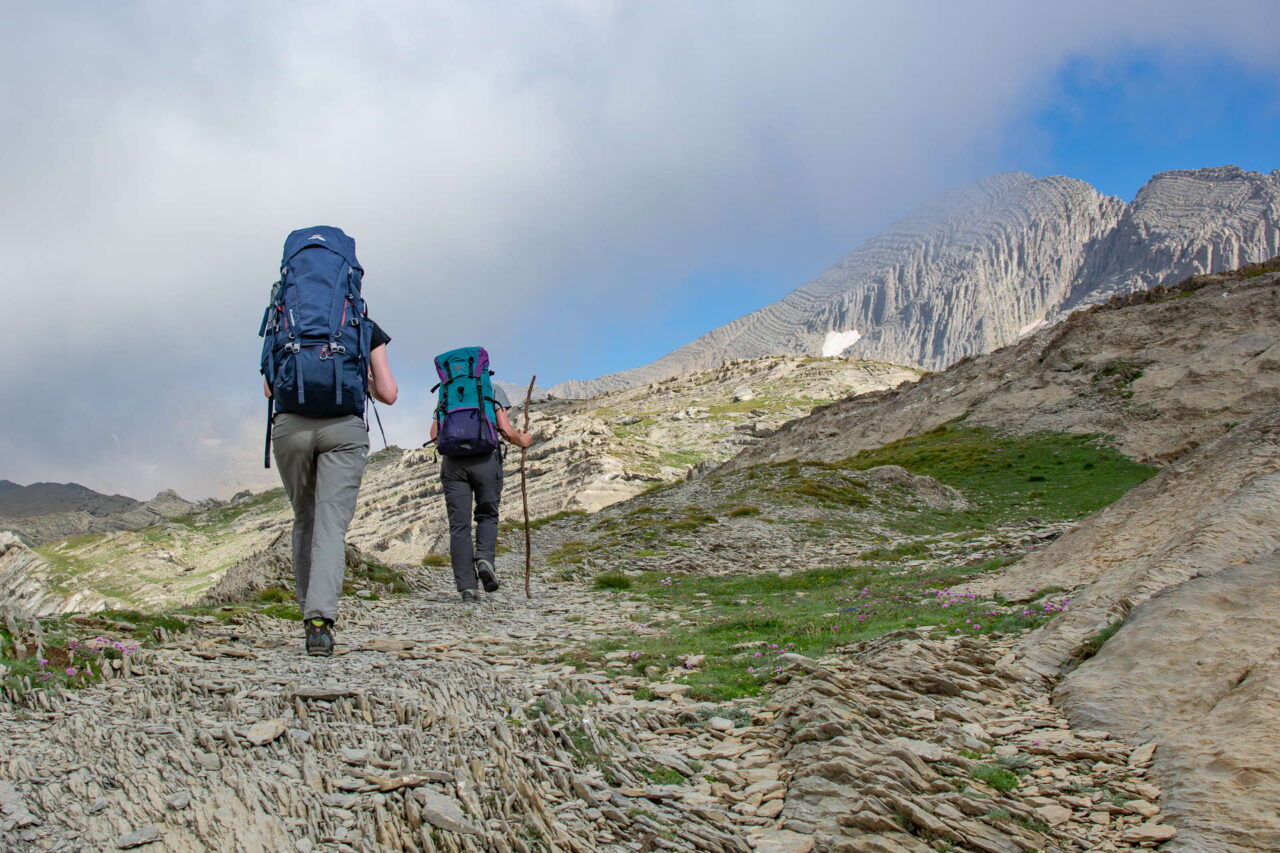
[430,347,533,601]
[259,227,398,655]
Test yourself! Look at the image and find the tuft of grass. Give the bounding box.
[726,505,761,518]
[764,464,871,508]
[255,586,292,603]
[260,603,303,621]
[421,553,450,568]
[348,556,412,594]
[1073,619,1124,664]
[645,766,685,786]
[593,572,633,591]
[548,540,591,566]
[970,763,1020,793]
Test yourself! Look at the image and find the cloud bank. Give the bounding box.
[3,0,1278,498]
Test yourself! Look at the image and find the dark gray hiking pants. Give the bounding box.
[440,452,504,591]
[272,413,369,622]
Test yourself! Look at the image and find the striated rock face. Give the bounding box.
[350,356,919,564]
[725,263,1280,471]
[553,166,1280,397]
[0,356,917,617]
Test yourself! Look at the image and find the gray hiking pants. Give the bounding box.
[440,452,504,591]
[272,413,369,622]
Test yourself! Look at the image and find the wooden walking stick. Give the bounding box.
[520,375,537,599]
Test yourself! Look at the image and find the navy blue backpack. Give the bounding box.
[259,226,373,467]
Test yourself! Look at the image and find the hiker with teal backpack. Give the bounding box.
[430,347,533,601]
[259,227,398,655]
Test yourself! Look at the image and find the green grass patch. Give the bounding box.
[501,509,589,535]
[175,487,288,530]
[260,603,303,620]
[594,572,633,591]
[835,424,1156,530]
[347,555,411,594]
[570,558,1059,702]
[548,540,591,566]
[970,763,1020,793]
[726,505,761,518]
[421,553,450,568]
[645,766,685,785]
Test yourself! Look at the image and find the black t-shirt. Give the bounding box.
[370,320,390,349]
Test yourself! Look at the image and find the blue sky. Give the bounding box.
[1031,52,1280,200]
[4,2,1280,498]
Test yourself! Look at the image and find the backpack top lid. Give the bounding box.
[282,226,361,271]
[434,346,491,383]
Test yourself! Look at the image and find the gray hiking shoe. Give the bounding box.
[476,559,500,593]
[305,618,334,656]
[460,588,480,602]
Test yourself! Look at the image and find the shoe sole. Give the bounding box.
[306,647,333,657]
[477,566,500,593]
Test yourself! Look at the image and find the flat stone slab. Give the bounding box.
[412,788,483,835]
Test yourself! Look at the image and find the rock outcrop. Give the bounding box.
[972,408,1280,851]
[554,166,1280,397]
[725,262,1280,470]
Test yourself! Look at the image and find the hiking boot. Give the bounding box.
[460,588,480,602]
[305,618,334,656]
[476,559,500,593]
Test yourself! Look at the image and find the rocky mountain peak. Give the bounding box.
[552,165,1280,397]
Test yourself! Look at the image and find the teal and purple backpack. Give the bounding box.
[433,346,500,456]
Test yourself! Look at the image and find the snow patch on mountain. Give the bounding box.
[821,329,862,357]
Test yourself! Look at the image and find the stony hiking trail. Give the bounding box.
[2,564,1182,853]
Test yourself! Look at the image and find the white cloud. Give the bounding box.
[2,1,1278,498]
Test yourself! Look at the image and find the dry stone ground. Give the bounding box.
[3,563,1177,853]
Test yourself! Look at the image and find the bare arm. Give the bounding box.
[263,378,272,399]
[496,407,533,448]
[368,344,398,405]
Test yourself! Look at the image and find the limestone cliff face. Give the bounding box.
[553,167,1280,396]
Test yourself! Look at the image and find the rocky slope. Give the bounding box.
[0,481,139,520]
[974,407,1280,852]
[0,559,1177,853]
[0,356,917,619]
[0,485,205,547]
[725,260,1280,470]
[554,166,1280,397]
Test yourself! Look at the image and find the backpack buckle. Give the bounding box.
[331,343,347,355]
[287,342,301,354]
